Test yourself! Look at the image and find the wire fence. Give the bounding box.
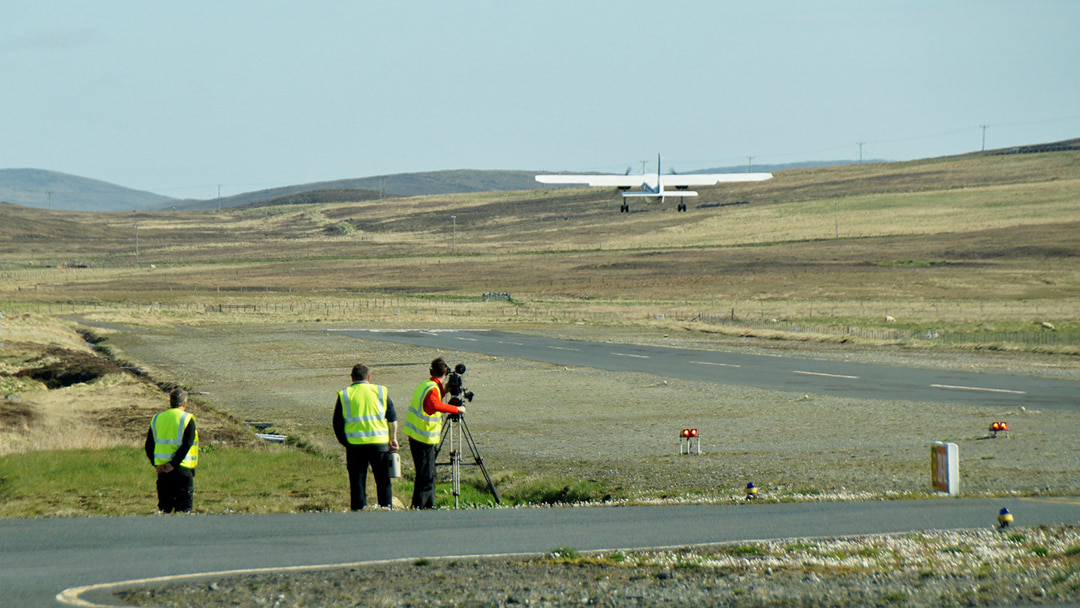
[3,298,1075,349]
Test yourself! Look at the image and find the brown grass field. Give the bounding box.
[1,151,1077,333]
[1,149,1079,512]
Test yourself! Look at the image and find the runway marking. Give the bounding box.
[456,337,478,342]
[931,384,1026,395]
[613,352,650,359]
[691,361,742,368]
[794,370,860,379]
[548,346,581,352]
[498,341,525,346]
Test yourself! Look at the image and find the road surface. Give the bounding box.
[2,498,1076,607]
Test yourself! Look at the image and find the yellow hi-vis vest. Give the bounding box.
[403,379,443,445]
[339,382,389,445]
[151,408,198,469]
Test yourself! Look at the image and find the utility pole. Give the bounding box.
[46,191,53,210]
[135,225,139,265]
[217,185,222,210]
[747,156,754,173]
[857,142,865,164]
[451,215,457,254]
[980,124,990,152]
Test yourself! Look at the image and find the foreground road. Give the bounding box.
[3,498,1078,607]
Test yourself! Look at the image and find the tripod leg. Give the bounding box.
[458,418,501,504]
[434,419,451,461]
[451,419,461,509]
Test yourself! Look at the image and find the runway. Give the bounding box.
[330,329,1079,410]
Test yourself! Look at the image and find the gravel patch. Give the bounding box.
[116,526,1080,607]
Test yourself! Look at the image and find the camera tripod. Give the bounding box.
[434,414,500,508]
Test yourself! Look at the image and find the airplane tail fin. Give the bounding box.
[657,153,663,196]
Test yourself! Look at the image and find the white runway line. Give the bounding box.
[613,352,650,359]
[793,370,860,379]
[931,383,1026,395]
[691,361,742,368]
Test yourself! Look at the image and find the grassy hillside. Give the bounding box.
[1,148,1077,341]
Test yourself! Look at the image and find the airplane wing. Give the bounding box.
[662,173,774,186]
[535,172,773,187]
[535,174,647,187]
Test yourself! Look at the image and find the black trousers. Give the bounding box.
[409,437,437,509]
[157,467,194,513]
[346,445,392,509]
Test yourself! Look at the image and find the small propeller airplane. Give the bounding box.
[536,154,772,212]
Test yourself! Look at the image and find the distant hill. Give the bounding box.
[0,169,176,212]
[167,169,551,211]
[6,137,1077,212]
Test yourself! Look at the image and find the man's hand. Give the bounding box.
[389,436,399,451]
[155,463,174,475]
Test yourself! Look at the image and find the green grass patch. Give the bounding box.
[545,547,581,561]
[432,478,499,508]
[726,545,765,556]
[0,445,354,517]
[500,478,616,505]
[0,445,618,517]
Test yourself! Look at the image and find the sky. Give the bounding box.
[3,1,1079,200]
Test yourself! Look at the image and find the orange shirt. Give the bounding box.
[423,377,463,415]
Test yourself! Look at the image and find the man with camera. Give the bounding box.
[333,363,399,510]
[403,357,466,509]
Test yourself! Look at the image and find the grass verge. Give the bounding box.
[0,446,625,517]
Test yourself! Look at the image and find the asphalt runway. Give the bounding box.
[330,329,1079,410]
[6,498,1077,607]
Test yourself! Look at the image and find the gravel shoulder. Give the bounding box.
[117,526,1080,608]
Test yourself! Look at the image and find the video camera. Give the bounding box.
[445,363,474,407]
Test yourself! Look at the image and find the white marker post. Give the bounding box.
[931,441,959,496]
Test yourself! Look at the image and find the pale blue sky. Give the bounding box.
[3,1,1079,200]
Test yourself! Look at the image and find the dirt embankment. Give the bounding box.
[1,317,253,455]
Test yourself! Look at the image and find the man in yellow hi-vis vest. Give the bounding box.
[333,363,399,509]
[145,388,198,513]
